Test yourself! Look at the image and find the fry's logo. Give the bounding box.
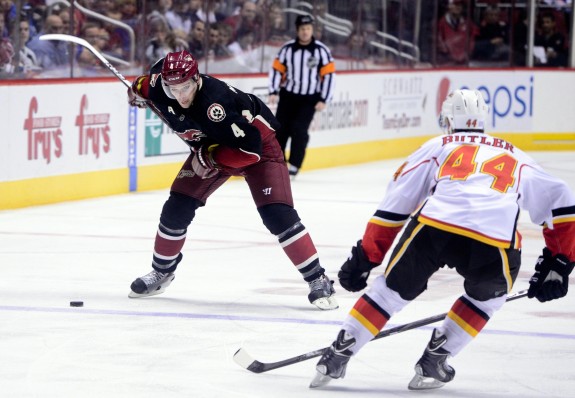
[23,97,63,164]
[75,95,110,158]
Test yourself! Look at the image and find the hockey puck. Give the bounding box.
[70,301,84,307]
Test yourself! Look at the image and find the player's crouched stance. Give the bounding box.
[125,50,337,310]
[309,90,575,389]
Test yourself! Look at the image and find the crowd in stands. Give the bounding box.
[0,0,572,78]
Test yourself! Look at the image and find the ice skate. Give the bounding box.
[310,330,355,388]
[129,269,175,298]
[288,164,298,180]
[408,329,455,390]
[308,274,338,310]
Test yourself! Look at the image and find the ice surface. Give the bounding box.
[1,152,574,398]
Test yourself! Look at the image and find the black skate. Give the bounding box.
[308,274,338,310]
[288,164,298,179]
[309,330,355,388]
[129,269,175,298]
[408,329,455,390]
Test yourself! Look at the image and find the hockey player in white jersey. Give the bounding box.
[310,89,575,390]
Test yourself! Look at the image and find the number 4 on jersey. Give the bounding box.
[439,145,517,193]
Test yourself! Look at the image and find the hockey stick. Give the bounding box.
[40,33,131,87]
[40,33,170,124]
[233,289,528,373]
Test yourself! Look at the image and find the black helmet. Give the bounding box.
[295,14,314,28]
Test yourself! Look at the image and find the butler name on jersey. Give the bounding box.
[310,89,575,391]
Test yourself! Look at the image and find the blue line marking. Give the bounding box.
[1,305,573,340]
[128,106,137,191]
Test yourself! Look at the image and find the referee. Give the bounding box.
[268,15,335,178]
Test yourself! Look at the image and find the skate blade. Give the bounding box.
[312,296,339,310]
[128,287,167,298]
[309,371,333,388]
[407,373,446,390]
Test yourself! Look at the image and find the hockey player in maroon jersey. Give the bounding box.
[310,89,575,388]
[126,50,337,310]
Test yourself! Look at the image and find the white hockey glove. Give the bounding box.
[127,80,149,109]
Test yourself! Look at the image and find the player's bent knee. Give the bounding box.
[160,191,202,230]
[258,203,301,235]
[463,293,507,318]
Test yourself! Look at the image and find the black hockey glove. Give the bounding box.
[338,240,378,292]
[191,145,219,179]
[528,247,574,303]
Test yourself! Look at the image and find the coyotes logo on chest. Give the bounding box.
[207,103,226,122]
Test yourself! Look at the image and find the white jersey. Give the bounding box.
[375,133,575,250]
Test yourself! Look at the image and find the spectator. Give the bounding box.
[228,27,255,55]
[27,14,69,69]
[51,3,84,36]
[165,0,194,40]
[0,35,14,74]
[221,0,247,17]
[118,0,139,29]
[228,27,258,71]
[266,2,290,43]
[207,23,231,58]
[91,0,120,21]
[195,0,226,24]
[473,5,510,62]
[187,19,206,59]
[19,3,38,38]
[0,7,8,38]
[534,11,567,67]
[224,0,262,43]
[437,0,478,66]
[0,0,15,37]
[145,17,188,68]
[147,0,173,29]
[29,2,46,37]
[217,21,233,49]
[334,30,371,62]
[18,19,41,73]
[77,22,110,68]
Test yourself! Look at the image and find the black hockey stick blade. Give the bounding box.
[233,289,527,373]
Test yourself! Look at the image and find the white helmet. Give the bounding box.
[439,89,488,134]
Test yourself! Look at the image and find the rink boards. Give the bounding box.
[1,69,575,209]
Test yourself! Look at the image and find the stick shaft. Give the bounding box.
[40,34,131,87]
[235,289,528,373]
[39,34,174,125]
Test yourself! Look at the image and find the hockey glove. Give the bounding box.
[528,247,574,303]
[191,145,219,179]
[127,86,149,108]
[338,240,378,292]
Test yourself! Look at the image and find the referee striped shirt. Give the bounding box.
[269,38,335,102]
